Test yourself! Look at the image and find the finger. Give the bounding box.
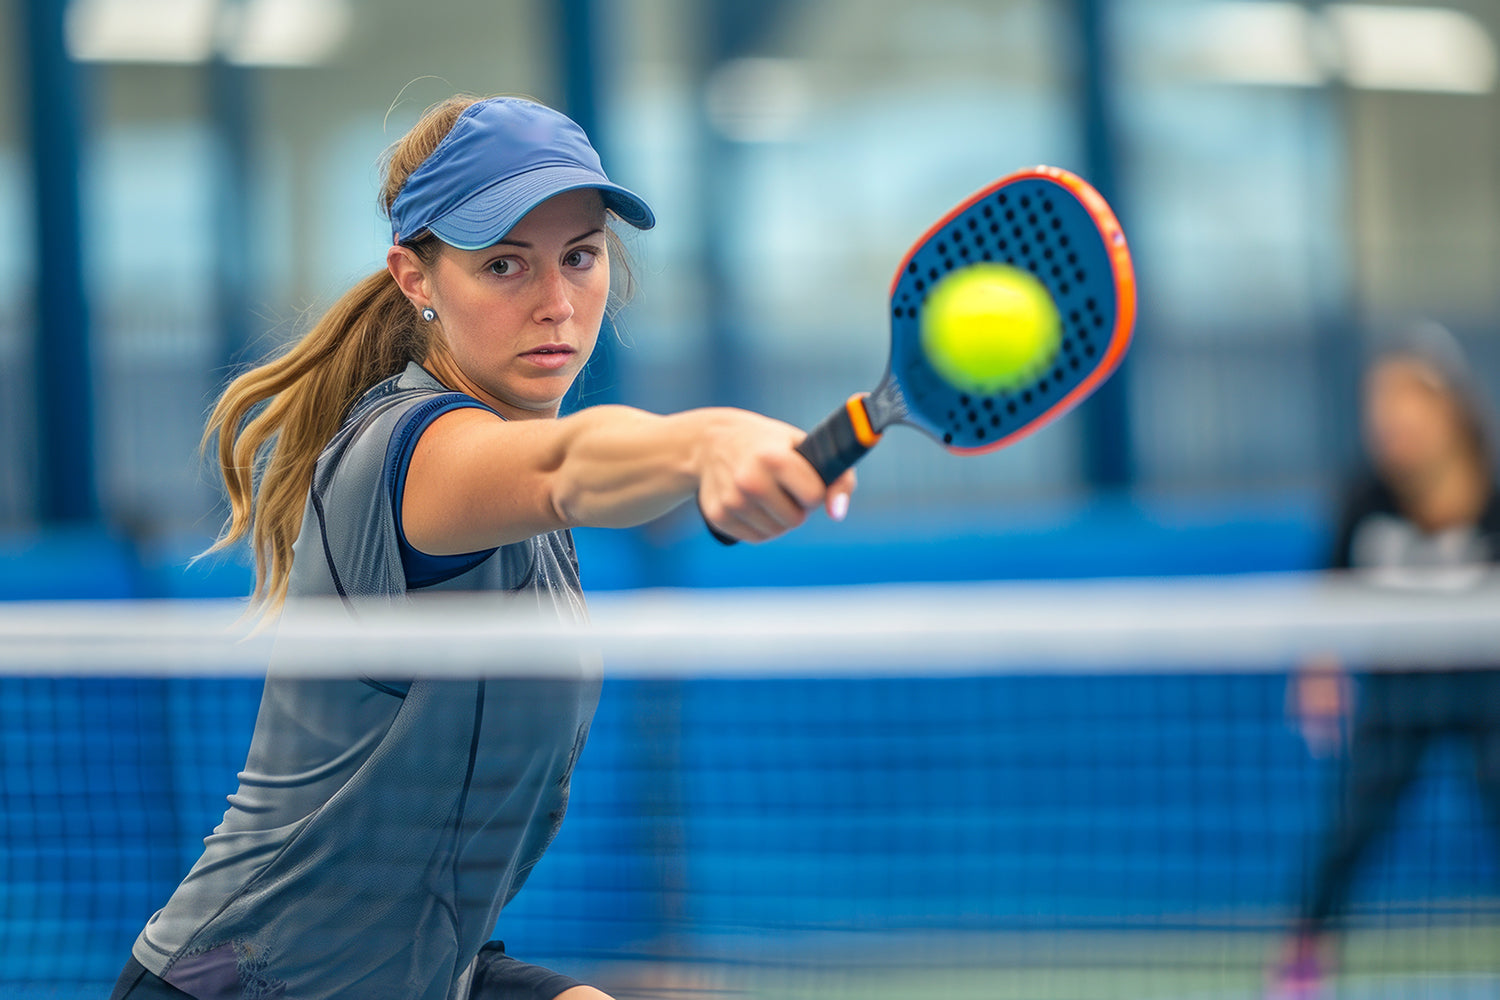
[742,493,806,538]
[703,476,802,541]
[737,467,812,530]
[773,450,832,511]
[824,468,856,522]
[704,509,766,544]
[760,485,812,530]
[705,487,786,542]
[720,507,778,544]
[698,493,746,543]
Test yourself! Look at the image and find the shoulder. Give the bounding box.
[292,366,495,600]
[323,365,487,473]
[306,364,488,550]
[344,363,473,425]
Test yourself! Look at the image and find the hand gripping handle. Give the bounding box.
[707,395,882,546]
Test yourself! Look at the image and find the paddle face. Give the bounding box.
[880,166,1135,452]
[711,166,1135,544]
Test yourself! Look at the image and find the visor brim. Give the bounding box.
[425,165,655,250]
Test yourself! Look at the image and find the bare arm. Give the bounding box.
[401,405,855,553]
[555,987,614,1000]
[1288,653,1350,757]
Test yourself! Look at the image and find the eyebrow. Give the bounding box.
[493,228,604,250]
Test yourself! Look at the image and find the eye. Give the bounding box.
[486,256,523,276]
[563,247,599,270]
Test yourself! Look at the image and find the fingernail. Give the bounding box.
[830,494,849,522]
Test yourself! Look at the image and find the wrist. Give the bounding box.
[679,408,738,487]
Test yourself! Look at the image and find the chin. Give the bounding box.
[511,381,579,416]
[476,366,577,413]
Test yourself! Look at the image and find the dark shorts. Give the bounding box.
[109,944,582,1000]
[108,959,192,1000]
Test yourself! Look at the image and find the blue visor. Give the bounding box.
[390,97,655,250]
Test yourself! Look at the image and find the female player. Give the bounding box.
[1271,324,1500,998]
[109,95,854,1000]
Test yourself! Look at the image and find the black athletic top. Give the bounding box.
[1331,472,1500,723]
[1331,474,1500,578]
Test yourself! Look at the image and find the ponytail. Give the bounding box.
[202,270,429,611]
[204,95,482,613]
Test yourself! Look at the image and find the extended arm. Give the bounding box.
[402,404,855,552]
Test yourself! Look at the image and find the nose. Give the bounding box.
[532,266,575,326]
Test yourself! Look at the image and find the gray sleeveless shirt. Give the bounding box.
[133,363,600,1000]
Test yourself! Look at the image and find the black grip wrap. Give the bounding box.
[795,401,874,485]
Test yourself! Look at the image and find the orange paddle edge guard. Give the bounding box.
[847,393,882,448]
[890,165,1137,456]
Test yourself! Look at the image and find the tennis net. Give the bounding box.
[4,574,1499,999]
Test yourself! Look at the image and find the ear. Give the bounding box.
[387,245,432,308]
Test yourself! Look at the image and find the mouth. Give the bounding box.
[520,343,578,370]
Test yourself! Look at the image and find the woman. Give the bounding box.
[1271,325,1500,998]
[110,95,854,1000]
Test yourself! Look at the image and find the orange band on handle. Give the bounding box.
[846,394,882,448]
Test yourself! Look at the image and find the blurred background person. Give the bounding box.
[1274,324,1500,999]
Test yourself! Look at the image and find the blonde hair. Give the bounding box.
[204,94,634,612]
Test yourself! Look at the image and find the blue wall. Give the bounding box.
[0,492,1331,601]
[574,492,1328,591]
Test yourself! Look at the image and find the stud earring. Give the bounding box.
[421,307,436,323]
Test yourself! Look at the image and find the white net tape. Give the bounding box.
[4,571,1498,677]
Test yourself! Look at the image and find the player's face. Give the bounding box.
[1363,358,1468,480]
[423,189,610,419]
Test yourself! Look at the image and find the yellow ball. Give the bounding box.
[919,263,1062,395]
